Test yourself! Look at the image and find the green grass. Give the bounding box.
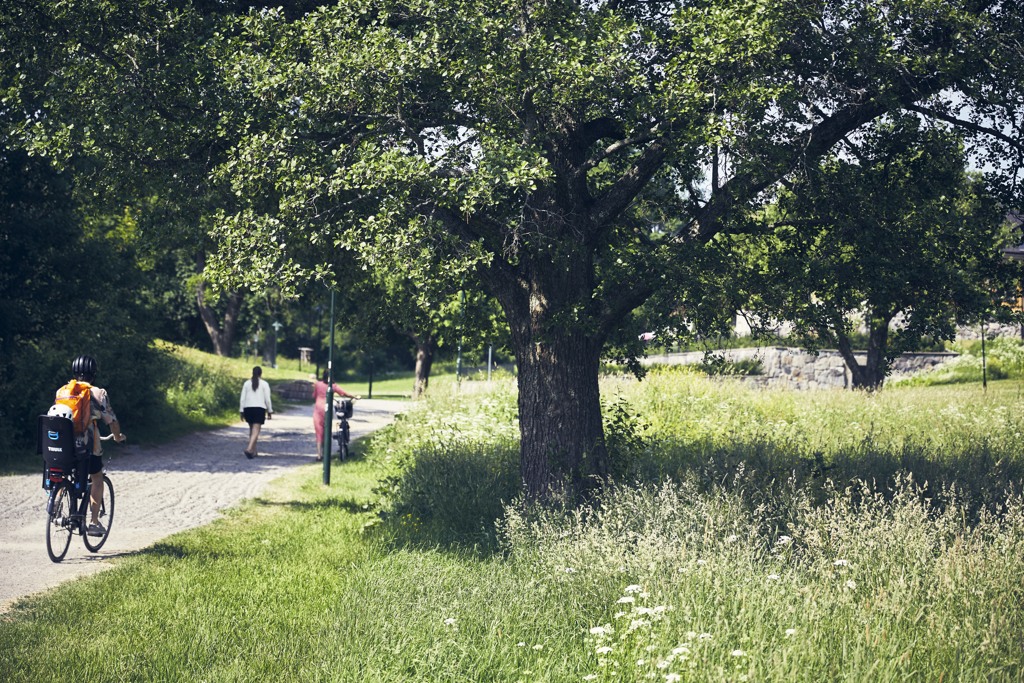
[3,372,1024,681]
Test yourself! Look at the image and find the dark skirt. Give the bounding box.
[243,407,266,425]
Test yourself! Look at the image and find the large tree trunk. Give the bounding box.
[513,328,607,501]
[196,280,244,357]
[488,243,610,502]
[836,315,891,389]
[412,336,436,398]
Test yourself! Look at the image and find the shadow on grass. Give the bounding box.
[140,542,191,561]
[253,497,375,516]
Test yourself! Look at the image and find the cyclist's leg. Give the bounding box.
[86,454,102,523]
[83,475,114,550]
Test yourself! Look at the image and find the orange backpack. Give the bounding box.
[55,380,93,437]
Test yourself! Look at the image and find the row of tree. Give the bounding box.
[3,0,1023,500]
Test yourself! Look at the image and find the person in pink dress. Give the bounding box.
[312,371,358,460]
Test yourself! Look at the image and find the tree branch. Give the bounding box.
[580,122,662,175]
[589,136,670,228]
[687,67,958,243]
[906,103,1024,153]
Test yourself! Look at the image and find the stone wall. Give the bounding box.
[639,347,958,390]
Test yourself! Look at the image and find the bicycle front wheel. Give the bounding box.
[46,484,74,563]
[337,423,349,463]
[82,475,115,552]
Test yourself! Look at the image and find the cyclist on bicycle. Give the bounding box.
[60,355,125,536]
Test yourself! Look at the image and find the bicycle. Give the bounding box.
[332,398,355,463]
[38,415,122,563]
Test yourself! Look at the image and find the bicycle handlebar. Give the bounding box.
[98,433,126,443]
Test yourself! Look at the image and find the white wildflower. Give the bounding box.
[845,579,857,591]
[833,559,849,567]
[596,646,613,655]
[628,619,651,631]
[731,649,746,657]
[590,625,611,636]
[617,596,636,604]
[767,574,781,582]
[785,628,796,637]
[443,618,457,627]
[665,674,682,682]
[533,644,544,651]
[777,535,793,545]
[625,584,644,593]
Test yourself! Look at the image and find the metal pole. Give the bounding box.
[487,344,492,382]
[322,290,335,485]
[314,305,324,379]
[367,352,374,399]
[981,317,988,391]
[456,289,465,384]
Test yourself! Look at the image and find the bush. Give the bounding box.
[370,382,522,550]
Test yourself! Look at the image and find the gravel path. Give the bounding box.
[0,399,406,614]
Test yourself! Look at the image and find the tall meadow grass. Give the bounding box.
[370,369,1024,680]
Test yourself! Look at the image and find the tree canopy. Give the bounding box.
[6,0,1024,499]
[735,116,1016,388]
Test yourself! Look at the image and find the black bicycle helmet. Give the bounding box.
[71,355,98,382]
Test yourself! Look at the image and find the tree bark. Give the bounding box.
[412,336,436,398]
[196,280,244,357]
[513,328,607,501]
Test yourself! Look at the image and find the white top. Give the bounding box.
[239,379,273,413]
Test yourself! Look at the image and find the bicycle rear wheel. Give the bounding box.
[46,484,74,563]
[337,422,349,462]
[82,475,115,552]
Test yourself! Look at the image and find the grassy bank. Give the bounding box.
[2,371,1023,681]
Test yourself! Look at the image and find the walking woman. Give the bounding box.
[312,370,358,461]
[240,366,273,458]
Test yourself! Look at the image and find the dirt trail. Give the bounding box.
[0,399,405,614]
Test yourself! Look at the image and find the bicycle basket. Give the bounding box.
[335,399,354,419]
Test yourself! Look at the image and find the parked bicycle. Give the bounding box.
[332,398,355,463]
[38,414,122,563]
